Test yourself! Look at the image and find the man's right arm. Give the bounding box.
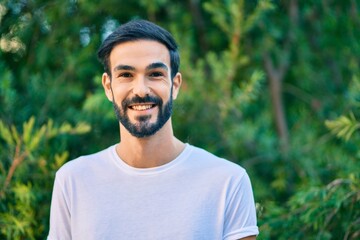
[48,175,71,239]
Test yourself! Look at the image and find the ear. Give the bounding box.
[102,73,113,102]
[172,72,182,100]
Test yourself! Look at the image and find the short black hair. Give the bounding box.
[97,19,180,80]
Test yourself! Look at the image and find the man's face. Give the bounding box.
[102,40,181,138]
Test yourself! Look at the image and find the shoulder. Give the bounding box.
[187,144,247,179]
[55,145,115,180]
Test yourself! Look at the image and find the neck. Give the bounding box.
[116,120,185,168]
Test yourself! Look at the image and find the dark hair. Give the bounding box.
[97,19,180,80]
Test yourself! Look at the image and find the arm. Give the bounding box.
[239,236,257,240]
[48,175,72,239]
[223,172,259,240]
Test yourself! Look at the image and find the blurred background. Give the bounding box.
[0,0,359,239]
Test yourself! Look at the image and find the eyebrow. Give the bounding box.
[146,62,169,72]
[113,65,136,72]
[113,62,169,72]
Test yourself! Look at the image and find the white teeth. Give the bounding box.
[131,105,153,111]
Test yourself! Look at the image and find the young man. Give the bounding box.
[48,19,259,240]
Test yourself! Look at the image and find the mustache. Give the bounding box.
[122,95,162,108]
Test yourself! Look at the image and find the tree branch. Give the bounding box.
[262,0,299,155]
[0,141,28,198]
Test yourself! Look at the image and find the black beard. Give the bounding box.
[112,94,173,138]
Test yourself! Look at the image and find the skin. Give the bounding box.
[240,236,256,240]
[102,40,184,168]
[102,40,257,240]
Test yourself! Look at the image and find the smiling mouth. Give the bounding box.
[129,104,156,111]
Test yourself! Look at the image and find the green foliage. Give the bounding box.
[325,113,360,141]
[175,0,268,157]
[1,183,36,239]
[0,117,90,239]
[1,0,360,239]
[259,175,360,240]
[325,75,360,141]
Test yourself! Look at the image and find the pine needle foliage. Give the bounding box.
[0,0,360,239]
[0,117,90,239]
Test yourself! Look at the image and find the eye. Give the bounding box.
[118,72,133,78]
[149,71,164,78]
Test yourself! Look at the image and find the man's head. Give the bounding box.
[97,19,180,80]
[98,20,182,138]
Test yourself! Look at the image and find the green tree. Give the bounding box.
[1,0,360,239]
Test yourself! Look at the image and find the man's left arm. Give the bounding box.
[223,171,259,240]
[239,236,257,240]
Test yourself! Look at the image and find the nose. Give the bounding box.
[132,76,150,96]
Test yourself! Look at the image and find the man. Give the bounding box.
[48,19,258,240]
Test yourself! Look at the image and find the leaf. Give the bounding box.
[325,112,360,141]
[73,122,91,134]
[0,120,14,145]
[22,116,35,146]
[53,151,69,170]
[10,126,20,145]
[28,125,46,151]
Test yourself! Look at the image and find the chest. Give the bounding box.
[69,172,226,239]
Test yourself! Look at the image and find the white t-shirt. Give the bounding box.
[48,144,258,240]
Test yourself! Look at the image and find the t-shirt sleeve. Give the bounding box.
[223,172,259,240]
[47,173,72,240]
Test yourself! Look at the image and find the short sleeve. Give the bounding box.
[47,173,72,240]
[223,172,259,240]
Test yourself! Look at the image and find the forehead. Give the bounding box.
[109,40,170,71]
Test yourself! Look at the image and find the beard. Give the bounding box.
[112,93,173,138]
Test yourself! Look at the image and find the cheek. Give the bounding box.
[149,82,172,97]
[111,85,130,99]
[163,89,173,101]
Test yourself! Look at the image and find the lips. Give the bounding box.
[123,95,161,112]
[129,104,156,111]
